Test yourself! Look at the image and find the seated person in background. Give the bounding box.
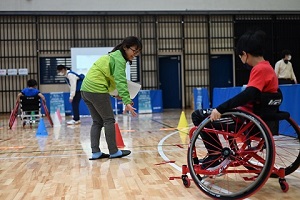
[274,49,297,85]
[16,79,46,103]
[191,30,279,169]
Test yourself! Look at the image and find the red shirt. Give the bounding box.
[240,61,278,113]
[247,61,278,92]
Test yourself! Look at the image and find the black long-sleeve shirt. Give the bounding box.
[216,86,261,114]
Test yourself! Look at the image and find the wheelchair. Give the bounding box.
[20,95,43,127]
[9,95,53,129]
[181,96,300,199]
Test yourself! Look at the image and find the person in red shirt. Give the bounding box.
[191,30,279,169]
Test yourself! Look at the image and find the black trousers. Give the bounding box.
[278,78,294,85]
[72,91,82,121]
[191,109,222,155]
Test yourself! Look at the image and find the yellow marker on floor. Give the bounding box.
[177,111,189,144]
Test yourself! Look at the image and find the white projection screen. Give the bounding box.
[71,47,131,79]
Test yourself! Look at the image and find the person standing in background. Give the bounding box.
[80,36,142,160]
[57,65,84,125]
[274,49,297,84]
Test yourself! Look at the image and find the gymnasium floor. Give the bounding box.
[0,109,299,200]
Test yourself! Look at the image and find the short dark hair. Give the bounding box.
[236,30,266,57]
[27,79,38,87]
[57,65,68,71]
[111,36,143,53]
[281,49,292,58]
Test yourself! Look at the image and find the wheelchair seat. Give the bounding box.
[253,90,287,135]
[20,95,42,127]
[260,111,290,121]
[253,91,282,116]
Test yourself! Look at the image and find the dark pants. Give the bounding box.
[81,91,118,154]
[278,78,294,85]
[72,91,81,121]
[191,109,222,155]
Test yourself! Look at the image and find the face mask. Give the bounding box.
[243,63,252,70]
[241,54,252,70]
[287,55,292,61]
[284,60,288,64]
[58,72,65,76]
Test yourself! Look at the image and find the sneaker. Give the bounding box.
[67,120,81,125]
[200,154,222,169]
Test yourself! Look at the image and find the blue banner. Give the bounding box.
[43,89,164,115]
[212,87,242,108]
[111,98,123,115]
[193,88,210,109]
[49,92,65,116]
[150,90,163,113]
[138,90,152,113]
[212,85,300,137]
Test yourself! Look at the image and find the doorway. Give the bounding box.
[209,54,234,103]
[210,54,233,88]
[158,55,182,109]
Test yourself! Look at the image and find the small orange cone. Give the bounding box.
[115,123,125,148]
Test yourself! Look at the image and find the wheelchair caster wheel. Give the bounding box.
[182,175,191,188]
[279,179,289,192]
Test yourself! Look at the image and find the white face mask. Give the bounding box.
[58,72,65,76]
[287,55,292,61]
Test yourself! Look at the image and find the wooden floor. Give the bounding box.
[0,109,299,200]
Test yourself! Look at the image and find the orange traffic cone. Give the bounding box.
[115,123,125,148]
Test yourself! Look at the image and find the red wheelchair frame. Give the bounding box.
[9,100,53,129]
[181,109,300,200]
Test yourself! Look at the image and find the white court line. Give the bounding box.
[157,129,251,200]
[157,130,182,171]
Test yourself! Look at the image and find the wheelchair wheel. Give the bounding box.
[187,109,275,200]
[270,117,300,177]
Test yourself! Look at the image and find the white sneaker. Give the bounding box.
[67,120,81,125]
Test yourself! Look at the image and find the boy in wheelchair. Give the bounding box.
[191,30,280,169]
[16,79,46,126]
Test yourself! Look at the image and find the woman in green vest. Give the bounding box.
[81,36,142,160]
